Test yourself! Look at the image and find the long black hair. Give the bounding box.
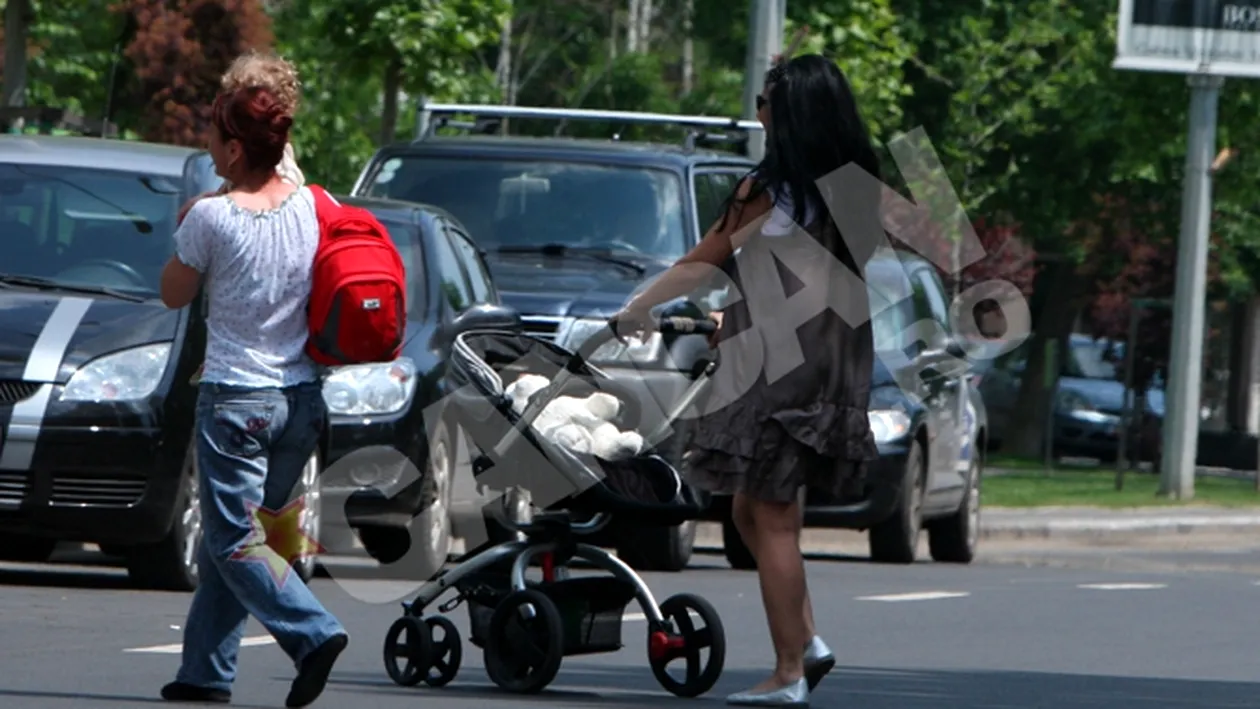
[721,54,883,272]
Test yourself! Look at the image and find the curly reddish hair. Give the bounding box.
[210,86,293,174]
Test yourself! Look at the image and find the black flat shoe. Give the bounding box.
[160,681,231,703]
[285,633,349,708]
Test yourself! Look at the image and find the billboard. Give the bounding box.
[1115,0,1260,77]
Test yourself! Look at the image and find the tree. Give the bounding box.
[116,0,273,146]
[2,1,123,126]
[270,0,507,190]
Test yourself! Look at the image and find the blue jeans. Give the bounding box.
[176,381,345,691]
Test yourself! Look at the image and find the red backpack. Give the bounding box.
[305,185,407,366]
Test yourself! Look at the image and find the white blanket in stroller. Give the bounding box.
[504,374,645,461]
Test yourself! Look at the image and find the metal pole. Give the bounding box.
[1116,304,1140,489]
[1160,73,1222,500]
[741,0,773,161]
[1043,337,1058,474]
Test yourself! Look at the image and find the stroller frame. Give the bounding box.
[380,316,727,698]
[404,513,665,625]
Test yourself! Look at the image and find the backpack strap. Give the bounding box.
[306,183,340,213]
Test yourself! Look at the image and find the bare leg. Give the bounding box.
[738,492,810,691]
[797,488,815,640]
[732,492,758,561]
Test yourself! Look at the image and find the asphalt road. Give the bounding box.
[3,544,1260,708]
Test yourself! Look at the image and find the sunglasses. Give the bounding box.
[756,95,767,110]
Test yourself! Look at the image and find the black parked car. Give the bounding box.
[713,250,988,567]
[316,196,522,582]
[350,103,762,571]
[0,135,240,590]
[0,134,503,589]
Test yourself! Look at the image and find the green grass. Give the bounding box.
[982,456,1260,508]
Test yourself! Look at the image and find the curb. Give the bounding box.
[693,513,1260,552]
[977,515,1260,540]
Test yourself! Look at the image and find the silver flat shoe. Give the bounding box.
[803,635,835,691]
[726,677,809,707]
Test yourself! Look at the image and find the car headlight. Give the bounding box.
[869,409,912,444]
[561,317,663,364]
[61,343,172,402]
[323,357,417,416]
[1056,390,1095,413]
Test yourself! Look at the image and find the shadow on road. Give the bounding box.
[0,544,141,589]
[325,664,1260,707]
[0,688,278,708]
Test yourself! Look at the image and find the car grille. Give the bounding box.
[0,472,29,505]
[50,475,147,507]
[0,380,40,404]
[520,316,564,343]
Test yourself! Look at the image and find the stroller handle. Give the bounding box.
[569,315,717,372]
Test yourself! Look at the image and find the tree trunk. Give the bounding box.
[638,0,653,52]
[681,0,694,95]
[496,13,513,103]
[379,55,402,146]
[609,5,619,61]
[3,0,30,110]
[1004,259,1084,459]
[626,0,641,52]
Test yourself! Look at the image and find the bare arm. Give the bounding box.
[624,178,773,314]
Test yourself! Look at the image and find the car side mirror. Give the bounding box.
[916,334,970,381]
[435,303,522,347]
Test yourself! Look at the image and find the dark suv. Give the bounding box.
[351,103,763,571]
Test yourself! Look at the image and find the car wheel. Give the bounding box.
[409,421,455,581]
[127,445,202,591]
[0,534,57,563]
[927,455,981,564]
[721,516,756,570]
[289,450,322,582]
[868,439,924,565]
[616,418,696,572]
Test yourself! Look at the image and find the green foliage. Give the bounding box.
[271,0,507,189]
[786,0,914,141]
[21,2,123,120]
[10,0,1260,308]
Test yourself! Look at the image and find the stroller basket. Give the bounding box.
[457,558,638,655]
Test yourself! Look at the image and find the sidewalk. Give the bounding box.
[978,505,1260,540]
[694,505,1260,552]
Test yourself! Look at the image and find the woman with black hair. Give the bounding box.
[614,54,882,706]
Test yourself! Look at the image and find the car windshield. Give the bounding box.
[0,162,182,295]
[363,156,690,261]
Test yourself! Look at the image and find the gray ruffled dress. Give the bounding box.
[685,190,879,504]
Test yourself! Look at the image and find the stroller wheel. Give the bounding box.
[648,593,726,698]
[383,616,433,687]
[423,616,463,687]
[483,589,565,694]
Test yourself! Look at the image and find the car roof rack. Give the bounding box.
[412,99,763,154]
[0,107,119,138]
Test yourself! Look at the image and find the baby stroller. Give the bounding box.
[380,316,725,698]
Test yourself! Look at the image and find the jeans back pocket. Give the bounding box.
[211,402,277,459]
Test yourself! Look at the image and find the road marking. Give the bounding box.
[124,635,276,654]
[624,612,646,622]
[855,591,971,602]
[1078,583,1167,591]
